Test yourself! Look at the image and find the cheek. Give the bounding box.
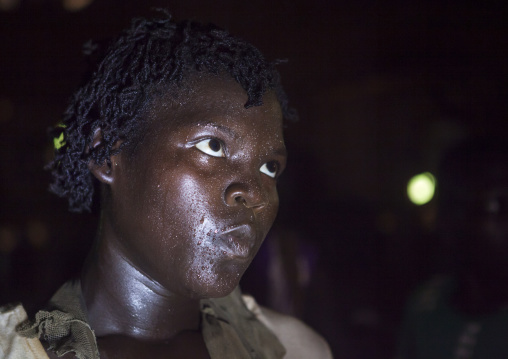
[161,173,227,256]
[172,172,227,217]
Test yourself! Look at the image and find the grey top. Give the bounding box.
[17,280,286,359]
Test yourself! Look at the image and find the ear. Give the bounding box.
[87,128,122,185]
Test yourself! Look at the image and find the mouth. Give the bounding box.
[217,224,257,260]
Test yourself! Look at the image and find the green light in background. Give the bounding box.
[407,172,436,205]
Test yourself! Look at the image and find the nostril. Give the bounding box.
[225,185,267,209]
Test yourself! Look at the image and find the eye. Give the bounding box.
[195,139,225,158]
[260,161,279,178]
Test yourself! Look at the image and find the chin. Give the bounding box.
[187,266,246,299]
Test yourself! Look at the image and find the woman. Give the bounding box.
[0,13,331,359]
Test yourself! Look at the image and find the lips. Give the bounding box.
[217,224,256,260]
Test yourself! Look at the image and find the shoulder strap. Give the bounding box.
[201,287,286,359]
[16,281,99,359]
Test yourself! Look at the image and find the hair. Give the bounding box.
[46,12,296,213]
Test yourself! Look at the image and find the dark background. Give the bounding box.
[1,1,507,358]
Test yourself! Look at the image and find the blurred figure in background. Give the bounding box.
[398,137,508,359]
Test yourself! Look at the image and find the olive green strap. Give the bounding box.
[202,287,286,359]
[17,281,99,359]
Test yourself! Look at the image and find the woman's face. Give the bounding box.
[108,75,286,299]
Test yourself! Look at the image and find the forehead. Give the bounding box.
[146,74,283,133]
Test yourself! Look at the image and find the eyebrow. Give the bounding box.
[198,121,240,139]
[195,120,287,157]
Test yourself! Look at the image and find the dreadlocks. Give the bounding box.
[46,12,295,213]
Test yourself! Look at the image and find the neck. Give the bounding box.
[81,219,201,340]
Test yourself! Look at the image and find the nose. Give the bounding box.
[224,179,269,213]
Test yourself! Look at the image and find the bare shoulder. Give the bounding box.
[260,307,333,359]
[242,295,333,359]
